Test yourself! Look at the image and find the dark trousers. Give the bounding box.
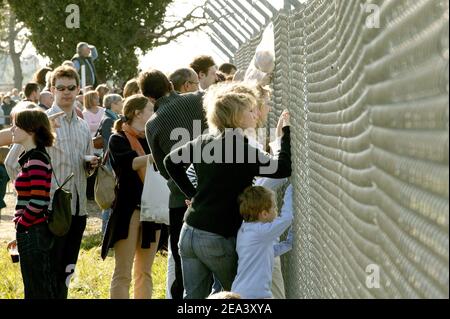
[169,206,187,299]
[53,214,87,299]
[16,223,58,299]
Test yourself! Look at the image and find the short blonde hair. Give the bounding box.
[238,186,275,222]
[83,91,99,110]
[205,84,257,133]
[216,81,270,128]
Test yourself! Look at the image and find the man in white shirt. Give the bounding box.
[5,65,99,299]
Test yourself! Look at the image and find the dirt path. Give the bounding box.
[0,182,102,243]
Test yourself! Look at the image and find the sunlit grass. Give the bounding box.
[0,233,167,299]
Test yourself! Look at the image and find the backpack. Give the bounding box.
[49,172,74,236]
[39,151,74,237]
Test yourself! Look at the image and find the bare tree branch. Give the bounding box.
[130,2,232,48]
[155,5,207,35]
[154,20,210,46]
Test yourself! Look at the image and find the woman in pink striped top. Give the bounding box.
[7,107,57,299]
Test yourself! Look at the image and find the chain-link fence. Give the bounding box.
[233,0,449,298]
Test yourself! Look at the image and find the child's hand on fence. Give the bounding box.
[276,110,290,137]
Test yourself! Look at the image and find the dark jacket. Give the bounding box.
[101,131,161,259]
[72,54,97,87]
[98,109,119,152]
[145,91,207,208]
[0,164,9,209]
[1,101,16,125]
[164,127,292,238]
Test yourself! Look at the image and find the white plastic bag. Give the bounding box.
[140,161,170,225]
[244,23,275,85]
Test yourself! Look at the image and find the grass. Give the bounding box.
[0,232,168,299]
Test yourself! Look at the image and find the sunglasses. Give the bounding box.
[55,85,78,92]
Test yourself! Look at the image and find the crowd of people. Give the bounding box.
[0,41,295,300]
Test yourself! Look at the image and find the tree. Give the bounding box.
[0,1,30,89]
[8,0,210,83]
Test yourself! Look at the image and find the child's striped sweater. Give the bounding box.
[13,148,52,229]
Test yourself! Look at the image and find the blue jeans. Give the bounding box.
[178,223,237,299]
[102,208,111,235]
[16,222,58,299]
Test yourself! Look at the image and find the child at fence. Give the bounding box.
[231,184,294,299]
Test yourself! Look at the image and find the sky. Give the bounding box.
[138,0,285,74]
[27,0,287,75]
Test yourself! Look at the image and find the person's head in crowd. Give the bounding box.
[207,291,241,299]
[32,67,52,91]
[215,71,227,83]
[95,84,110,106]
[24,82,41,103]
[10,101,40,122]
[169,68,200,93]
[76,42,91,58]
[83,91,100,111]
[114,94,154,133]
[1,94,12,105]
[103,94,123,114]
[219,63,237,76]
[224,82,271,128]
[123,78,141,98]
[44,70,53,92]
[39,91,54,109]
[11,88,19,97]
[205,84,258,134]
[138,69,172,102]
[190,55,218,90]
[11,108,54,149]
[82,85,94,94]
[51,65,80,111]
[62,60,75,68]
[239,186,277,223]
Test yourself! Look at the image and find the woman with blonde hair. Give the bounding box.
[95,84,110,106]
[83,91,105,139]
[123,78,141,98]
[102,94,161,299]
[164,85,292,299]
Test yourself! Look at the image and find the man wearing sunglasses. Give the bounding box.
[46,65,99,298]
